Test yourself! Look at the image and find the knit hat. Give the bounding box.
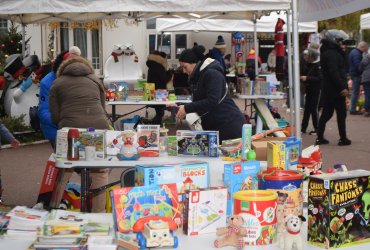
[214,35,226,49]
[69,46,81,56]
[179,45,206,64]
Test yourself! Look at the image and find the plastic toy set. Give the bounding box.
[176,130,219,157]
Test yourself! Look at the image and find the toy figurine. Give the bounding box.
[117,130,140,160]
[279,214,306,250]
[214,214,247,250]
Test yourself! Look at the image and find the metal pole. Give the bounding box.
[21,24,26,57]
[253,15,258,77]
[292,0,301,139]
[286,10,295,136]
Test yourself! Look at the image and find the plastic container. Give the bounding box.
[258,169,304,232]
[67,128,80,161]
[233,190,277,245]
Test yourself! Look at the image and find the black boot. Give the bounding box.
[338,138,351,146]
[315,137,329,145]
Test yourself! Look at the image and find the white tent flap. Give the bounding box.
[361,13,370,30]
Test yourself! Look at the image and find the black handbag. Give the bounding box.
[29,105,41,132]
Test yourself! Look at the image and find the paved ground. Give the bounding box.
[1,98,369,207]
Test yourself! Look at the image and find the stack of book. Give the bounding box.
[29,236,88,250]
[5,206,49,238]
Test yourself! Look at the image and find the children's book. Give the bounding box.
[136,125,160,157]
[110,183,181,233]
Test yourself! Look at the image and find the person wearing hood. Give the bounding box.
[49,56,111,212]
[146,51,173,125]
[300,48,321,135]
[316,29,351,146]
[175,45,246,142]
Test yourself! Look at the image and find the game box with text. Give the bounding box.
[308,170,370,248]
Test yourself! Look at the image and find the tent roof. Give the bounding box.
[157,15,317,33]
[361,13,370,30]
[0,0,291,24]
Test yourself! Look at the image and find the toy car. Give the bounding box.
[133,216,178,249]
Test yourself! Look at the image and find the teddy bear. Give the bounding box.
[214,214,247,250]
[279,214,306,250]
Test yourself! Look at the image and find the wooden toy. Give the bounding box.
[214,214,247,250]
[133,216,178,249]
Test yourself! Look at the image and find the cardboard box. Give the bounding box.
[267,141,286,169]
[183,187,227,235]
[135,161,209,200]
[176,130,219,157]
[307,170,370,248]
[251,137,286,161]
[223,161,260,217]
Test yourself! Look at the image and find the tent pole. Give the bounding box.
[292,0,301,139]
[253,14,258,76]
[286,10,294,136]
[21,24,26,57]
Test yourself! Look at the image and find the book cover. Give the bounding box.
[110,183,181,233]
[136,125,160,156]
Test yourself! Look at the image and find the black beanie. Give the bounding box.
[179,45,205,64]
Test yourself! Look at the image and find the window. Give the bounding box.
[0,19,8,34]
[146,18,156,30]
[59,22,101,71]
[175,34,187,59]
[148,33,171,58]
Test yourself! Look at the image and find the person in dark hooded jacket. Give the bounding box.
[316,30,351,146]
[175,45,246,142]
[146,51,173,125]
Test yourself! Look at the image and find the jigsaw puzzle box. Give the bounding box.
[307,170,370,249]
[223,161,260,217]
[176,130,219,157]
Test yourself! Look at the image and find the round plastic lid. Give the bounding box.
[234,190,277,201]
[258,169,304,181]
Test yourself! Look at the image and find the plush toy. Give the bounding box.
[279,214,306,250]
[214,214,246,250]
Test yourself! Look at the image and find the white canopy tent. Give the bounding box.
[0,0,306,137]
[156,13,317,33]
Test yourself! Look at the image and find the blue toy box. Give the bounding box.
[284,136,301,168]
[135,161,210,203]
[223,161,260,217]
[176,130,219,157]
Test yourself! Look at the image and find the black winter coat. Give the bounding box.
[302,61,321,92]
[320,39,348,98]
[184,58,246,141]
[146,54,172,90]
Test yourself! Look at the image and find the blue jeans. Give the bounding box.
[350,76,361,112]
[363,81,370,112]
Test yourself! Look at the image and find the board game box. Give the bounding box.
[176,130,219,157]
[308,170,370,248]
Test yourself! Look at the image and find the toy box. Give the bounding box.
[136,125,160,157]
[79,130,105,159]
[143,83,155,101]
[307,170,370,248]
[223,161,260,217]
[241,124,252,160]
[135,161,209,211]
[183,187,227,235]
[176,130,219,157]
[155,89,169,101]
[167,136,178,156]
[267,140,286,169]
[284,136,301,168]
[110,183,182,233]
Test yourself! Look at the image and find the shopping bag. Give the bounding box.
[185,113,203,131]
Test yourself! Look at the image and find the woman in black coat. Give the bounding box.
[175,45,246,142]
[146,51,173,125]
[300,48,321,134]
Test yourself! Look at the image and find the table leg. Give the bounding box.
[80,168,91,212]
[112,104,116,122]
